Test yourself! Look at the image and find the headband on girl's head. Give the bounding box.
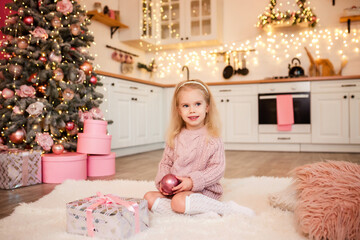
[176,80,209,93]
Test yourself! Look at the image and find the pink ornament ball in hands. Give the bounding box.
[161,174,180,195]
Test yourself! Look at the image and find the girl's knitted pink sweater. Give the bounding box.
[155,126,225,200]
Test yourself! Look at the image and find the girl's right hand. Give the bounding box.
[159,182,171,196]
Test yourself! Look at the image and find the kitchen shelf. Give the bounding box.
[86,10,129,38]
[339,15,360,33]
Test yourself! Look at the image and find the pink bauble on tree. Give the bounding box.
[23,16,34,25]
[9,128,26,144]
[51,16,61,28]
[2,88,14,99]
[65,121,75,131]
[9,64,23,78]
[52,144,64,154]
[160,174,180,195]
[17,38,28,49]
[53,68,64,81]
[63,88,74,100]
[89,75,97,84]
[80,61,92,75]
[49,51,62,63]
[70,24,81,35]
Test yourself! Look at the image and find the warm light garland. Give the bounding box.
[154,27,359,79]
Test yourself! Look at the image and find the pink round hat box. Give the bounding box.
[42,152,87,183]
[83,119,107,135]
[88,152,116,177]
[77,133,112,155]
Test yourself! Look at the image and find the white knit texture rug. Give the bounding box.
[0,177,306,240]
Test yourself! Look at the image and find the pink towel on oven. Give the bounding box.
[276,95,294,131]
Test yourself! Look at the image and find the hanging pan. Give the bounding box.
[222,54,233,79]
[240,54,249,76]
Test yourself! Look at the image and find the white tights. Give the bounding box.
[151,193,255,217]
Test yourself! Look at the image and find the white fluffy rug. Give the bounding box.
[0,177,306,240]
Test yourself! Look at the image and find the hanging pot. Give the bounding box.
[288,57,305,77]
[239,54,249,75]
[222,55,233,79]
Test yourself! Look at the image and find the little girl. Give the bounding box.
[144,79,255,217]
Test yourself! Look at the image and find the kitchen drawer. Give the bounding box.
[311,80,360,93]
[259,133,311,143]
[258,81,310,94]
[210,84,257,96]
[108,80,149,96]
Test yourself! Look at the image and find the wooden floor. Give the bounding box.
[1,149,360,219]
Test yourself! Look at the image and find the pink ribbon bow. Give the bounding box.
[85,192,140,237]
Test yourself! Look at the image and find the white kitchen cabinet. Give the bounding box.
[211,85,258,143]
[311,80,360,144]
[350,93,360,143]
[160,0,222,48]
[118,0,158,50]
[121,0,222,50]
[147,86,164,143]
[107,81,148,148]
[98,76,164,149]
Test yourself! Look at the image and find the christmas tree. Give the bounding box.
[0,0,104,152]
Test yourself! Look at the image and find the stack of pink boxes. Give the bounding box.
[42,120,115,183]
[77,119,116,177]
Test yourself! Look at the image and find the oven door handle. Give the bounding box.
[259,94,309,99]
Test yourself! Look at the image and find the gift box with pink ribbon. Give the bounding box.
[0,148,42,189]
[66,192,149,239]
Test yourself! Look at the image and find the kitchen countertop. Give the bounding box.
[95,70,360,88]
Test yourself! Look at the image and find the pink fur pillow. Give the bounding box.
[291,161,360,240]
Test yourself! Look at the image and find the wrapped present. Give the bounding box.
[0,148,42,189]
[66,192,149,239]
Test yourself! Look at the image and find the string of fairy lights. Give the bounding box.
[152,27,360,79]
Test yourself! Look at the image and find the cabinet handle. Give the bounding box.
[185,37,189,40]
[135,98,138,101]
[220,99,224,102]
[180,37,184,40]
[150,89,153,92]
[130,86,138,90]
[226,99,229,102]
[351,95,355,99]
[341,84,356,87]
[344,95,347,99]
[219,89,232,92]
[277,137,291,140]
[111,83,115,86]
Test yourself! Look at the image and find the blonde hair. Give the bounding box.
[166,79,221,148]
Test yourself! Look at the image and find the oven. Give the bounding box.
[258,82,311,137]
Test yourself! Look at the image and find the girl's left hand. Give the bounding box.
[172,176,193,194]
